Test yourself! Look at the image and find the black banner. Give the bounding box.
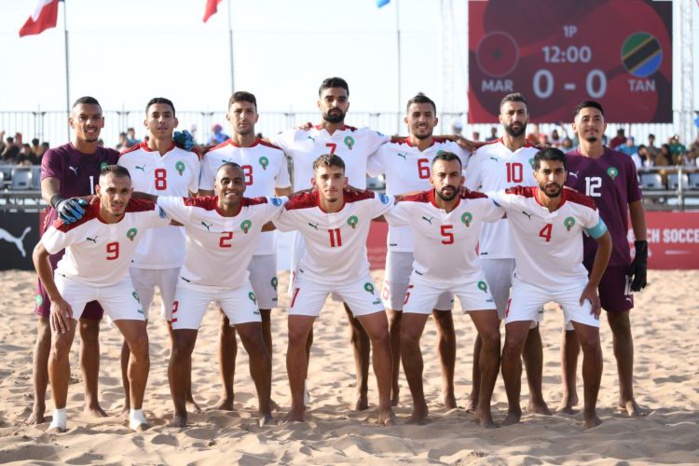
[0,212,41,270]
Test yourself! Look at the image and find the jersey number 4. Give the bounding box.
[539,224,553,242]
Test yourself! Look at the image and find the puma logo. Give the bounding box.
[489,156,498,162]
[569,171,579,179]
[68,166,78,175]
[201,221,212,231]
[0,226,31,258]
[135,165,146,172]
[397,152,407,160]
[308,222,319,230]
[86,236,98,243]
[522,211,533,220]
[422,216,433,224]
[307,135,317,143]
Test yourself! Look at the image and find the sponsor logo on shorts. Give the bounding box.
[271,277,278,290]
[241,219,252,234]
[364,283,375,294]
[132,291,141,303]
[477,281,489,294]
[176,161,185,175]
[344,136,355,150]
[461,212,473,227]
[564,216,576,231]
[347,215,359,229]
[35,295,43,306]
[126,228,138,241]
[248,291,257,304]
[607,166,618,180]
[259,156,269,170]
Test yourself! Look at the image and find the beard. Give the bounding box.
[413,129,433,140]
[541,182,562,198]
[323,109,346,124]
[504,122,527,138]
[437,186,458,201]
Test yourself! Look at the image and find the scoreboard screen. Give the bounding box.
[468,0,673,123]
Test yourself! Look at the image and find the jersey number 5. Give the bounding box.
[441,225,454,244]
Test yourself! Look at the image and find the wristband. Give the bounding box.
[50,194,65,209]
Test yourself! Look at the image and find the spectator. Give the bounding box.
[689,134,699,153]
[17,144,34,165]
[561,137,574,151]
[631,144,647,170]
[668,135,686,163]
[609,128,626,149]
[40,142,50,156]
[31,138,42,157]
[646,133,659,159]
[1,136,20,164]
[126,127,141,146]
[209,123,229,145]
[680,148,696,168]
[471,130,481,142]
[116,132,130,150]
[655,144,673,184]
[619,136,638,156]
[526,123,542,146]
[485,126,498,142]
[549,128,562,147]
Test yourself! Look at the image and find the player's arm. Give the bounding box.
[32,242,72,334]
[628,200,648,291]
[275,187,293,197]
[580,225,612,317]
[197,189,214,197]
[41,176,88,224]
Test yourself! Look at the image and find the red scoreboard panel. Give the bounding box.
[468,0,672,123]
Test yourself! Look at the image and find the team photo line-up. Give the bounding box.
[29,76,648,433]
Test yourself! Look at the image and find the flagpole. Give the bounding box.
[62,0,70,140]
[227,0,234,93]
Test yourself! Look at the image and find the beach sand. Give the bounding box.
[0,269,697,465]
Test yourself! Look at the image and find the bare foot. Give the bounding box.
[527,399,551,415]
[501,410,522,427]
[407,405,429,425]
[26,405,45,425]
[258,412,274,427]
[84,405,109,418]
[556,393,579,414]
[464,396,477,413]
[283,409,305,423]
[168,414,188,428]
[377,409,396,426]
[216,398,235,411]
[442,392,458,410]
[120,405,130,417]
[619,399,650,417]
[354,392,369,411]
[584,412,602,428]
[186,398,202,414]
[390,388,400,407]
[474,407,498,428]
[270,399,281,411]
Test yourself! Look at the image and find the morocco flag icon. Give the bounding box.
[476,32,519,78]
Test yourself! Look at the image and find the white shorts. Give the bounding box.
[55,274,145,322]
[129,267,180,321]
[403,272,496,315]
[482,259,543,325]
[171,278,261,330]
[382,250,453,311]
[289,272,384,318]
[248,254,278,310]
[505,276,600,328]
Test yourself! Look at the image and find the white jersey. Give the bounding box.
[489,186,606,290]
[41,200,170,286]
[385,190,502,282]
[156,195,286,289]
[273,190,394,285]
[200,138,291,255]
[464,139,538,259]
[271,125,389,190]
[118,142,201,269]
[368,137,471,252]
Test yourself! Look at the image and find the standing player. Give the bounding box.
[200,91,291,410]
[117,97,201,413]
[145,163,284,428]
[463,93,548,415]
[272,154,395,425]
[368,93,470,408]
[491,148,612,428]
[384,152,502,426]
[561,101,648,416]
[271,77,389,410]
[30,96,119,424]
[32,165,171,432]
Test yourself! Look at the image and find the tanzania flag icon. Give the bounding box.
[621,33,662,78]
[476,31,519,78]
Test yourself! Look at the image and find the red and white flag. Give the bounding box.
[203,0,222,23]
[19,0,59,37]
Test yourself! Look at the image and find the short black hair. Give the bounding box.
[146,97,176,117]
[573,100,605,118]
[406,93,436,113]
[432,151,462,171]
[500,93,528,111]
[72,96,100,109]
[533,147,567,171]
[318,77,349,97]
[216,161,243,175]
[100,164,131,180]
[313,154,345,172]
[229,91,257,111]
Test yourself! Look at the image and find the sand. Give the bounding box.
[0,269,697,465]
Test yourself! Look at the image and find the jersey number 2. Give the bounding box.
[219,232,233,248]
